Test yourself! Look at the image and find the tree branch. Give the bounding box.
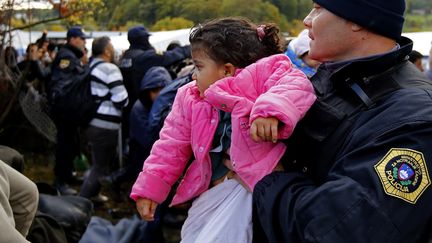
[6,11,82,32]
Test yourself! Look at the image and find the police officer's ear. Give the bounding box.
[350,22,364,32]
[104,48,111,57]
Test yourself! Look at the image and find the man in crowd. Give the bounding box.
[408,50,424,72]
[426,44,432,81]
[48,26,88,195]
[79,36,128,202]
[118,25,191,146]
[253,0,432,242]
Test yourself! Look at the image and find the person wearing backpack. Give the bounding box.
[79,36,128,202]
[48,26,88,195]
[118,25,191,156]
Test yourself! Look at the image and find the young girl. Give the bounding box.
[130,17,316,242]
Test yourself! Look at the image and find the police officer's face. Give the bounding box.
[191,50,227,98]
[70,36,86,52]
[303,3,357,62]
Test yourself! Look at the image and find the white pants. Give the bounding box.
[180,178,252,243]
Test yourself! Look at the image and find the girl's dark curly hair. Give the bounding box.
[189,17,284,68]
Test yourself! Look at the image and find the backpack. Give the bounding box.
[50,61,104,126]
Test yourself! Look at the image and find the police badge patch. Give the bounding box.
[374,148,430,204]
[59,59,70,69]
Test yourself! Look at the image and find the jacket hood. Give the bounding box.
[140,66,173,91]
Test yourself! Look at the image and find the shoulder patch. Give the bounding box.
[374,148,430,204]
[59,59,70,69]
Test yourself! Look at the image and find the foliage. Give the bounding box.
[47,24,67,31]
[179,0,222,23]
[152,17,194,31]
[58,0,104,26]
[268,0,297,20]
[5,0,432,32]
[404,14,432,32]
[89,0,312,31]
[285,19,306,36]
[407,0,432,13]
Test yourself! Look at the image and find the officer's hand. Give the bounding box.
[136,198,158,221]
[250,117,279,143]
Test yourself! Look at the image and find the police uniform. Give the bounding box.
[49,43,86,104]
[49,43,86,189]
[253,37,432,243]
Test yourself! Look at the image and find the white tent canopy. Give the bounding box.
[99,28,191,56]
[5,28,191,58]
[402,32,432,56]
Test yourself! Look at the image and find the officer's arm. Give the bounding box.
[253,124,432,243]
[153,45,191,67]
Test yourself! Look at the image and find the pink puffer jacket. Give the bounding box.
[130,54,316,206]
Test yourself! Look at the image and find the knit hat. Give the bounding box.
[128,25,151,45]
[314,0,405,40]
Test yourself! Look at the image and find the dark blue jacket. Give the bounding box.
[129,67,172,149]
[147,73,193,144]
[48,44,86,120]
[119,46,191,109]
[253,37,432,243]
[129,73,192,150]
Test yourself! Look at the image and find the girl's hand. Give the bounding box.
[136,198,158,221]
[250,117,279,143]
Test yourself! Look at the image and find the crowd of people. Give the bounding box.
[2,0,432,242]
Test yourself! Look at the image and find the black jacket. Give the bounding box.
[253,37,432,243]
[48,44,86,101]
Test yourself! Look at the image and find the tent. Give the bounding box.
[403,32,432,56]
[6,28,191,60]
[95,28,191,56]
[403,32,432,70]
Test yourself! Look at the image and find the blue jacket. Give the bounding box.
[253,37,432,243]
[119,46,191,108]
[285,46,316,78]
[129,73,192,149]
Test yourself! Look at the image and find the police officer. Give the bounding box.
[119,25,191,145]
[49,26,88,195]
[252,0,432,242]
[426,45,432,81]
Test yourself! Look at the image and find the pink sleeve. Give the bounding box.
[249,54,316,138]
[130,85,193,203]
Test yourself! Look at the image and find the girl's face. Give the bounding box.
[191,50,226,98]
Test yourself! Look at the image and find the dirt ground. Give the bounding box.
[0,111,184,242]
[22,150,184,243]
